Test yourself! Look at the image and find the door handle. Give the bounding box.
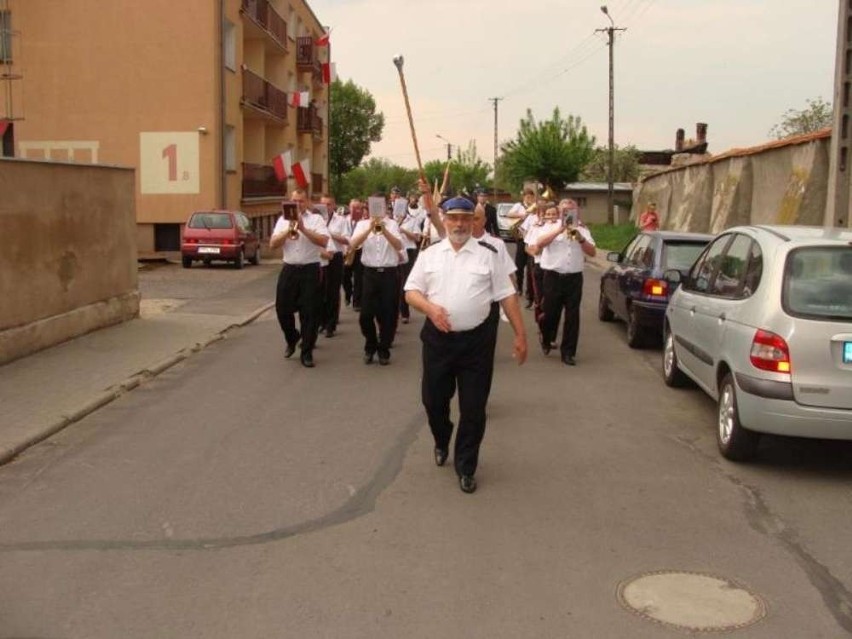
[719,312,726,321]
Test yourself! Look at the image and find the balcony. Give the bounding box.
[297,103,323,138]
[242,162,282,199]
[241,67,288,122]
[240,0,287,51]
[296,36,324,84]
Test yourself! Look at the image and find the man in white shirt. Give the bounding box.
[349,198,404,365]
[397,201,424,323]
[269,188,330,368]
[505,188,536,299]
[321,194,349,338]
[534,210,596,366]
[404,196,527,494]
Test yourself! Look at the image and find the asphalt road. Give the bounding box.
[0,263,851,638]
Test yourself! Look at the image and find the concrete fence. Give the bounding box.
[632,130,833,233]
[0,158,139,365]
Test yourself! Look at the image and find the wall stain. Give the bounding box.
[778,168,809,225]
[56,250,78,293]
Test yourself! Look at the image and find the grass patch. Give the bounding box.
[586,223,638,253]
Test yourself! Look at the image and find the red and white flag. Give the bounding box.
[315,28,331,46]
[289,91,310,108]
[322,62,336,84]
[292,158,310,189]
[272,150,293,182]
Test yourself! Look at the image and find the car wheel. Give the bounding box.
[250,244,261,266]
[626,305,644,348]
[662,326,689,388]
[598,291,614,322]
[234,248,245,270]
[181,255,192,269]
[717,373,760,461]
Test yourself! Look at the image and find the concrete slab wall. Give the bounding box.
[633,133,831,233]
[0,158,139,365]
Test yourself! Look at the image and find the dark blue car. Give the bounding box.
[598,231,712,348]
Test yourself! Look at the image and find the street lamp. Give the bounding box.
[435,134,453,161]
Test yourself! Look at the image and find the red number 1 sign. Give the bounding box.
[140,133,200,194]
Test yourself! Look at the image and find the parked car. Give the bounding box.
[181,210,261,269]
[662,225,852,461]
[496,202,521,242]
[598,231,713,347]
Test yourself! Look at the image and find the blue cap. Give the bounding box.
[441,196,475,215]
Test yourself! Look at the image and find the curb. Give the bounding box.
[0,301,275,467]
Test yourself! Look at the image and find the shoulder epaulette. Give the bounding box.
[477,240,498,253]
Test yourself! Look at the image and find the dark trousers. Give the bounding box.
[323,252,344,331]
[351,250,364,308]
[525,256,537,304]
[421,318,494,477]
[275,262,321,354]
[514,238,527,295]
[398,248,418,318]
[541,270,583,357]
[532,262,544,320]
[343,250,358,305]
[360,266,399,357]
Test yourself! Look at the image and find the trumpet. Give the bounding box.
[565,225,580,241]
[372,219,384,234]
[288,219,300,240]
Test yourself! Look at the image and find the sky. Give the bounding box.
[309,0,839,169]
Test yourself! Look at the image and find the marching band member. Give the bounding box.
[534,208,596,366]
[322,194,349,338]
[349,196,404,365]
[269,188,329,368]
[504,188,536,298]
[397,198,424,323]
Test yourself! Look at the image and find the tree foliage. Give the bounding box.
[338,158,418,204]
[500,108,596,194]
[423,141,492,196]
[329,78,385,198]
[580,144,641,183]
[769,97,833,140]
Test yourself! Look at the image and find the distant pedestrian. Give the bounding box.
[639,202,660,232]
[476,189,499,237]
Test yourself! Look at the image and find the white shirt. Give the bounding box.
[272,212,329,265]
[520,213,540,238]
[399,212,423,250]
[327,212,351,254]
[539,225,596,273]
[353,218,404,268]
[404,236,516,331]
[525,221,556,264]
[477,233,516,275]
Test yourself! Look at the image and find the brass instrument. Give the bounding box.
[280,203,299,239]
[372,219,384,234]
[565,225,580,241]
[541,186,553,200]
[343,249,356,267]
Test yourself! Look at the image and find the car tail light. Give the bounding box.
[749,329,791,374]
[183,238,195,244]
[642,279,668,298]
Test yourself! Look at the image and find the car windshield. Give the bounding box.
[663,241,709,271]
[783,246,852,320]
[188,213,233,229]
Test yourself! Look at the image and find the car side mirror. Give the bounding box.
[607,251,620,263]
[663,269,683,288]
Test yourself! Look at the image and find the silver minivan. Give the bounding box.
[663,225,852,461]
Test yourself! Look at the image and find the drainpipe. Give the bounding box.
[219,0,227,208]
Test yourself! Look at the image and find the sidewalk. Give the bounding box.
[0,269,275,465]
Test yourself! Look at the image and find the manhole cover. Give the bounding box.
[617,570,766,632]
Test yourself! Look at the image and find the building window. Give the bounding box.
[223,19,236,71]
[576,197,587,208]
[225,125,236,172]
[0,11,11,63]
[288,6,296,39]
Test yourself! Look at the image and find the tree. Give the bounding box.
[769,97,833,140]
[500,108,596,195]
[580,144,640,183]
[423,141,492,197]
[329,78,385,198]
[338,158,418,204]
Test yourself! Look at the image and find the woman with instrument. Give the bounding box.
[348,197,404,366]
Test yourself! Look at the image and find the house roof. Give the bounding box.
[564,182,633,193]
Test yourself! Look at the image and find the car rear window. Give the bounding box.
[188,213,233,229]
[783,247,852,320]
[662,241,708,271]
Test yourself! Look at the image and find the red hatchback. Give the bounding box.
[181,210,261,269]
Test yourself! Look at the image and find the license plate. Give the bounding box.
[198,247,220,255]
[844,342,852,364]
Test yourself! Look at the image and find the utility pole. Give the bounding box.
[490,97,502,203]
[436,134,453,161]
[597,6,625,225]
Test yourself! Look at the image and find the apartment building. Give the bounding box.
[0,0,330,253]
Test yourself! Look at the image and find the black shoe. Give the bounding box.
[378,354,390,366]
[353,306,361,312]
[300,352,315,368]
[525,300,533,309]
[434,447,448,467]
[459,475,477,494]
[562,354,576,366]
[325,328,335,338]
[284,344,296,358]
[364,352,375,365]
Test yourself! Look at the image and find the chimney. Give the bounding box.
[675,128,685,152]
[696,122,708,145]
